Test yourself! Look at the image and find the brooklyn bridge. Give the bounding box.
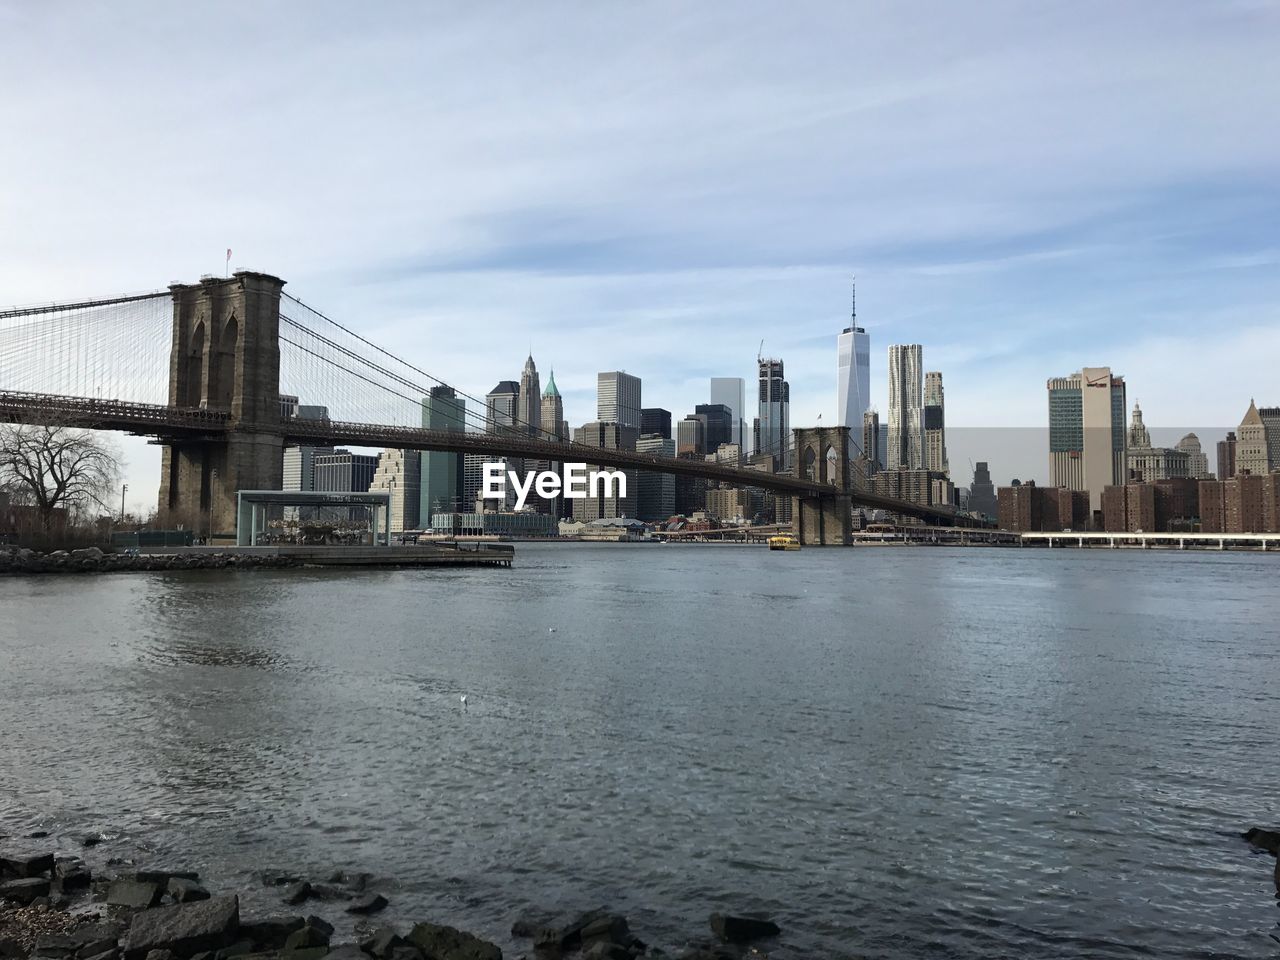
[0,271,975,544]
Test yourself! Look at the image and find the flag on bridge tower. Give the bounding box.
[225,248,232,277]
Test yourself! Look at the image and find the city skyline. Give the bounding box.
[5,3,1277,510]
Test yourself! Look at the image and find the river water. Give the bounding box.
[2,545,1278,958]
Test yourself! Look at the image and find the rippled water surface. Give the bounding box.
[2,545,1279,957]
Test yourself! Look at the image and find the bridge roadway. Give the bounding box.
[0,389,968,525]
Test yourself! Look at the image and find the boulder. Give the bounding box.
[0,877,52,904]
[358,928,404,958]
[67,921,125,951]
[281,883,312,907]
[81,950,119,960]
[120,894,240,960]
[71,548,104,561]
[0,851,55,878]
[533,909,609,953]
[168,879,211,904]
[283,928,329,952]
[213,941,253,960]
[708,914,779,944]
[239,917,305,950]
[257,872,302,888]
[107,880,162,910]
[303,919,334,941]
[582,943,630,960]
[33,936,77,958]
[579,915,629,947]
[58,868,93,893]
[406,922,501,960]
[132,871,200,887]
[325,947,364,960]
[0,941,22,960]
[344,895,386,916]
[1243,827,1280,855]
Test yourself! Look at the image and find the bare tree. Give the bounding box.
[0,422,122,531]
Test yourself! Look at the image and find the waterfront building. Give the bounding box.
[709,378,747,455]
[518,354,541,437]
[968,461,997,518]
[369,448,420,533]
[571,421,639,521]
[597,371,642,429]
[641,407,671,440]
[1236,400,1274,476]
[1213,435,1233,483]
[695,403,734,452]
[868,468,954,516]
[677,415,706,456]
[753,358,790,470]
[1047,366,1127,514]
[887,344,923,471]
[836,306,871,452]
[1199,474,1280,533]
[428,510,557,538]
[923,371,947,475]
[1103,478,1200,533]
[862,410,881,474]
[636,434,676,521]
[420,385,465,519]
[996,482,1090,532]
[1176,433,1211,479]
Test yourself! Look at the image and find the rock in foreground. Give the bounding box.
[708,913,779,944]
[120,894,239,960]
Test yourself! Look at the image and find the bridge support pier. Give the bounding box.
[157,272,285,536]
[790,426,853,546]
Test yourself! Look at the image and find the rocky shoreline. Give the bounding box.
[0,843,782,960]
[0,548,297,576]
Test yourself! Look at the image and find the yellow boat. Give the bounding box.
[768,533,801,551]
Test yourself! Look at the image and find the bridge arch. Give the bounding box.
[184,321,206,407]
[210,314,238,410]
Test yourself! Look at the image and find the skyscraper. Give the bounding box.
[1236,400,1272,476]
[836,283,870,451]
[677,415,706,456]
[886,344,923,471]
[862,410,881,473]
[420,386,465,519]
[641,408,672,440]
[571,421,639,521]
[709,377,747,455]
[968,462,997,518]
[753,358,790,470]
[1217,431,1237,480]
[923,371,947,476]
[636,434,676,521]
[540,369,568,441]
[695,403,734,453]
[518,354,541,436]
[597,371,642,428]
[370,449,420,532]
[1174,434,1209,480]
[486,381,520,434]
[1047,367,1127,513]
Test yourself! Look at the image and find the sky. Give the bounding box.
[2,1,1278,512]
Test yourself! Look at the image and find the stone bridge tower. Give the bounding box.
[158,272,285,537]
[792,425,853,545]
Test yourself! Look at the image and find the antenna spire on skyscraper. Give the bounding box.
[851,276,856,323]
